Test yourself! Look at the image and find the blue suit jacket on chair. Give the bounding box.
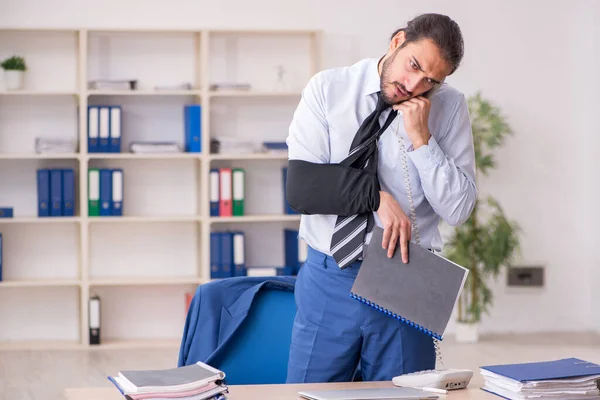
[178,275,296,367]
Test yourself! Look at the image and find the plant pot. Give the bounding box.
[4,70,24,90]
[455,321,479,343]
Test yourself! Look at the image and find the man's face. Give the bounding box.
[380,34,452,105]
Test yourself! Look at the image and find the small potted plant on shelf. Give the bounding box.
[443,92,521,343]
[1,55,27,91]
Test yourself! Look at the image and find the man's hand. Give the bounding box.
[377,191,412,262]
[393,96,432,150]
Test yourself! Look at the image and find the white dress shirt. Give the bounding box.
[286,57,477,255]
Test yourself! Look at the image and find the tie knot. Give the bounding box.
[375,91,389,113]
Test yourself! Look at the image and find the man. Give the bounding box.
[284,13,477,383]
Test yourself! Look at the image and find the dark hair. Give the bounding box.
[391,13,464,75]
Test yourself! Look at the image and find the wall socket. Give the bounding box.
[507,266,544,287]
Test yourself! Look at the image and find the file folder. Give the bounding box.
[0,208,13,218]
[89,295,101,345]
[184,104,201,153]
[99,169,112,216]
[88,169,100,217]
[209,169,220,217]
[62,169,75,217]
[88,106,99,153]
[210,232,222,280]
[109,106,122,153]
[99,106,110,153]
[232,168,245,216]
[50,169,63,217]
[219,168,232,217]
[220,232,234,278]
[232,231,246,277]
[37,169,50,217]
[111,169,123,216]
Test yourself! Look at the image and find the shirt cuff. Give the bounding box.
[407,135,445,171]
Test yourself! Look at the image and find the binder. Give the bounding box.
[210,232,222,280]
[99,169,112,216]
[481,357,600,383]
[0,233,3,282]
[209,169,220,217]
[111,169,123,216]
[89,295,101,345]
[109,106,122,153]
[50,169,63,217]
[350,226,469,341]
[99,106,110,153]
[88,169,100,217]
[37,169,50,217]
[232,231,246,277]
[282,167,298,214]
[0,208,13,218]
[220,231,234,278]
[88,106,99,153]
[184,104,201,153]
[62,169,75,217]
[219,168,232,217]
[232,168,245,216]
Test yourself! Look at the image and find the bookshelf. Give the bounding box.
[0,27,320,350]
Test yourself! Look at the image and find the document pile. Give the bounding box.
[480,357,600,399]
[108,361,228,400]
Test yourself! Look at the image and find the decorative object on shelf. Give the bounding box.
[443,92,521,343]
[1,55,27,91]
[35,138,78,154]
[274,65,287,92]
[88,79,138,91]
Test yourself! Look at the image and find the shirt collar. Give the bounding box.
[362,56,384,96]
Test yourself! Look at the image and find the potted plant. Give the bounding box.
[443,92,521,343]
[1,55,27,90]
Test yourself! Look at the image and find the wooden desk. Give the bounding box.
[65,381,497,400]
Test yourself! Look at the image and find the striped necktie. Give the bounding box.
[329,91,397,268]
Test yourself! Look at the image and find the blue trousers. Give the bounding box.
[286,246,435,383]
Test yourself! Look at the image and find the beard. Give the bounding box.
[379,52,413,105]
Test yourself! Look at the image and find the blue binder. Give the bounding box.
[184,105,201,153]
[220,232,234,278]
[88,106,99,153]
[62,169,75,217]
[0,208,13,218]
[0,233,3,282]
[99,169,112,216]
[232,231,247,277]
[210,232,222,280]
[37,169,50,217]
[209,168,220,217]
[481,358,600,382]
[98,106,110,153]
[111,169,123,216]
[109,106,122,153]
[284,229,301,275]
[50,169,63,217]
[282,167,298,215]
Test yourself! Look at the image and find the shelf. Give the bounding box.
[88,216,200,223]
[0,217,82,224]
[0,153,80,160]
[0,340,81,351]
[210,214,301,223]
[89,277,202,286]
[0,279,81,288]
[0,90,79,96]
[87,153,200,160]
[209,90,301,98]
[209,153,288,161]
[90,338,181,349]
[87,89,201,96]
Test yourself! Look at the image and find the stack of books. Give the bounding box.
[480,357,600,399]
[108,361,228,400]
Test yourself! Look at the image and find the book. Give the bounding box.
[350,226,469,340]
[480,357,600,400]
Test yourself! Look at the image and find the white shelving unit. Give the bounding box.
[0,27,320,350]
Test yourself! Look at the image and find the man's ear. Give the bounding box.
[390,30,406,52]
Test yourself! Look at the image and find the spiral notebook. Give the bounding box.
[350,226,469,340]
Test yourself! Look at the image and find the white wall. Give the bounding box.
[1,0,598,335]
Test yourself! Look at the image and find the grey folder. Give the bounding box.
[298,387,439,400]
[350,226,468,340]
[120,361,224,389]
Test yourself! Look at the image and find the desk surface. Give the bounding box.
[65,381,497,400]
